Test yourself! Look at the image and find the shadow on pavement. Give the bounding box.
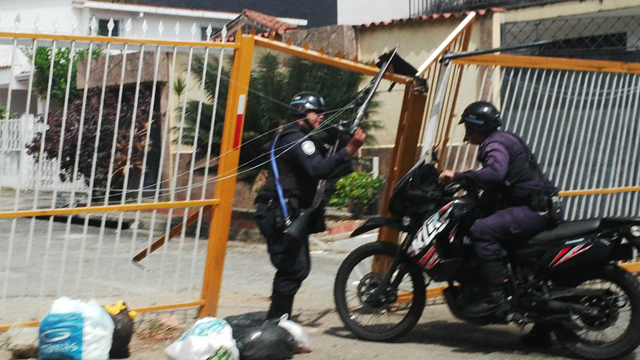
[324,320,577,359]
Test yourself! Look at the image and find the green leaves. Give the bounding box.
[329,172,384,210]
[23,46,103,105]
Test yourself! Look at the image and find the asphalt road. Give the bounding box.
[134,241,638,360]
[0,218,638,359]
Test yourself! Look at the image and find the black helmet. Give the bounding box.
[290,92,325,116]
[459,101,501,133]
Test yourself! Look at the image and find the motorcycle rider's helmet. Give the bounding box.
[459,101,501,133]
[290,92,325,116]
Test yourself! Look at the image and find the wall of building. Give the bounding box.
[355,11,500,147]
[0,0,237,40]
[337,0,410,25]
[0,0,75,33]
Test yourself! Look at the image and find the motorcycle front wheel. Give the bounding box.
[333,241,426,341]
[552,264,640,360]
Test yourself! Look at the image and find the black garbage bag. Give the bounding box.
[225,313,297,360]
[109,307,134,358]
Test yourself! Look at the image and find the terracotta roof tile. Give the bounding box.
[211,8,299,41]
[242,9,298,34]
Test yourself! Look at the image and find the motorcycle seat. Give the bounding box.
[527,219,601,245]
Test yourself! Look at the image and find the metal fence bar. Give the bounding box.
[629,76,640,215]
[617,75,635,215]
[0,26,237,327]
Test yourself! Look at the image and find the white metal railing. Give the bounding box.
[0,21,233,326]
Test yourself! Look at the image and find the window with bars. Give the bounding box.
[201,25,221,41]
[97,18,120,37]
[417,0,577,15]
[502,15,640,62]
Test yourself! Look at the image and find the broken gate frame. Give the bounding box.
[0,25,416,327]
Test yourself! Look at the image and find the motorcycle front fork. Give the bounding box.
[364,252,413,307]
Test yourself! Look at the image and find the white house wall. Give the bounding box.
[0,0,75,33]
[337,0,410,25]
[0,0,238,40]
[355,15,494,146]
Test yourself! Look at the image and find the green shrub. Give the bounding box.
[330,172,384,215]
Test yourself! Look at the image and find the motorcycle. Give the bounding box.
[333,155,640,360]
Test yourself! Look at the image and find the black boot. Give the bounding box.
[520,322,553,348]
[463,258,509,317]
[267,291,294,319]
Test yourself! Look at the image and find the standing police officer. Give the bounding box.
[439,101,562,319]
[255,92,366,319]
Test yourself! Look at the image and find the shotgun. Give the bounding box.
[284,46,399,241]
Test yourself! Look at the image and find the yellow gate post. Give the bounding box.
[377,84,428,244]
[199,32,255,318]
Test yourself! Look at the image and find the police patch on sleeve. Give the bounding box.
[301,140,316,155]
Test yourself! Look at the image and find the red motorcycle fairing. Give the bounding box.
[408,200,467,281]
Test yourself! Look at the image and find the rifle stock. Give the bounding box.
[283,208,311,241]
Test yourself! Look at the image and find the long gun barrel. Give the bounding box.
[284,47,399,242]
[349,45,398,135]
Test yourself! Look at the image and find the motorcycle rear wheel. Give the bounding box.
[333,241,426,341]
[552,264,640,360]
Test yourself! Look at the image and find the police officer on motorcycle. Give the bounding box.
[255,92,366,319]
[439,101,563,326]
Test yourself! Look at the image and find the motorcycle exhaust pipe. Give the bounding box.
[545,300,599,316]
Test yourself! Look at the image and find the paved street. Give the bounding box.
[132,240,638,360]
[0,218,637,359]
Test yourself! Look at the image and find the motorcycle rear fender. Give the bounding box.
[351,216,408,237]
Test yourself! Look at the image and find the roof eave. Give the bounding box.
[357,8,505,28]
[80,1,240,21]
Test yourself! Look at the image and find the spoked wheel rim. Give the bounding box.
[334,242,425,341]
[563,283,629,344]
[551,265,640,360]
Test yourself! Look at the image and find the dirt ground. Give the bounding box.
[0,311,193,360]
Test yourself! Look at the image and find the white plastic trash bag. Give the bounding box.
[278,315,311,353]
[39,297,115,360]
[165,317,239,360]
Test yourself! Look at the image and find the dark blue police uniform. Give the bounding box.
[453,131,561,259]
[256,122,353,303]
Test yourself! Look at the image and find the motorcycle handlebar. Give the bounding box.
[406,189,455,203]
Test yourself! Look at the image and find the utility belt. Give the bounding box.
[522,190,563,224]
[485,189,563,224]
[255,191,326,238]
[255,191,301,229]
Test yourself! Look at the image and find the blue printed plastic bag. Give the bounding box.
[39,312,84,360]
[39,297,114,360]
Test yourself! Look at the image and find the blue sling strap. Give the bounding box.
[270,132,291,226]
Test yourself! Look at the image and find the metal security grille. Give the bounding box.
[503,15,640,62]
[441,56,640,221]
[416,0,576,16]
